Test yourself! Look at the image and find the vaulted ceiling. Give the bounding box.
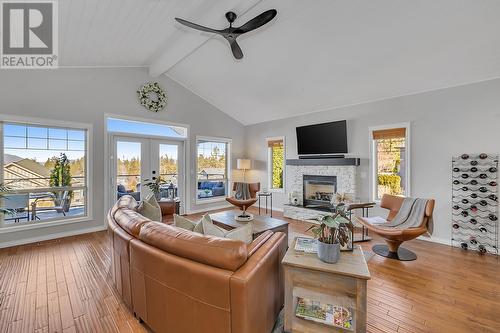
[60,0,500,125]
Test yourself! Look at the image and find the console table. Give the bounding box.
[282,238,370,332]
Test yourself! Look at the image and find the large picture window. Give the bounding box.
[1,121,89,226]
[196,137,230,201]
[267,137,285,191]
[371,125,409,201]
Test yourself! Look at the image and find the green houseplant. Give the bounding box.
[49,153,73,212]
[308,208,353,263]
[143,177,165,200]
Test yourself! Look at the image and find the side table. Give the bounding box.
[158,198,180,223]
[258,192,273,217]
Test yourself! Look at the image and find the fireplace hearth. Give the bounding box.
[303,175,337,208]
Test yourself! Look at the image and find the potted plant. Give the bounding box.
[308,210,353,263]
[143,177,165,200]
[49,153,73,212]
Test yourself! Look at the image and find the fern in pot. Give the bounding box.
[308,210,353,263]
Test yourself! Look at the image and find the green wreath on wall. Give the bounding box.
[137,82,167,112]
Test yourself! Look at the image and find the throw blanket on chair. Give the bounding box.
[234,182,251,200]
[383,197,434,236]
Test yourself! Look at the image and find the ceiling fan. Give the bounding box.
[175,9,277,60]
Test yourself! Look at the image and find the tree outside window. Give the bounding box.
[267,138,285,190]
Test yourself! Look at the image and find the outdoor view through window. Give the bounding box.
[373,127,406,200]
[1,123,88,225]
[197,139,228,200]
[268,139,284,190]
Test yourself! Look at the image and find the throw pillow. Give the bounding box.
[138,194,162,222]
[202,214,253,244]
[174,214,203,234]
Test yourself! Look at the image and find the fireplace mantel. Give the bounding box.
[286,158,360,166]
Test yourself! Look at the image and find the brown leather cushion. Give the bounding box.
[139,222,248,271]
[114,208,151,238]
[111,195,139,215]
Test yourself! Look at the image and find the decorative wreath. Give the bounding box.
[137,82,167,112]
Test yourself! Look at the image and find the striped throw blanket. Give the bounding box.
[234,182,251,200]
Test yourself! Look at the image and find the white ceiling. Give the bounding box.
[60,0,500,125]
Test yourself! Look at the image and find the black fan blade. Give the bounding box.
[229,39,243,59]
[235,9,277,34]
[175,18,221,34]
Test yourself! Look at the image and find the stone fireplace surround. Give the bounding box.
[283,159,358,221]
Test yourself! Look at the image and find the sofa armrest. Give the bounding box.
[247,231,273,257]
[230,232,286,333]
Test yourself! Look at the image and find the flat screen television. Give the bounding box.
[296,120,348,156]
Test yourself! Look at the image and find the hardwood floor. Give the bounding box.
[0,208,499,332]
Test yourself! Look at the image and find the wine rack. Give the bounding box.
[452,153,498,255]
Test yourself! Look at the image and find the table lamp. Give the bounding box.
[237,158,251,182]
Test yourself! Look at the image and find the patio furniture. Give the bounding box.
[31,191,69,220]
[3,194,29,223]
[198,181,225,198]
[117,184,140,201]
[356,194,435,261]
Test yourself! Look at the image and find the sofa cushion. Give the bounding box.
[138,222,248,271]
[173,214,203,234]
[138,194,162,222]
[202,215,253,244]
[111,195,139,216]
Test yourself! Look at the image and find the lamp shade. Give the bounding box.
[237,159,251,170]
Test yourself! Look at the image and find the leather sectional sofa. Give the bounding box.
[107,195,287,333]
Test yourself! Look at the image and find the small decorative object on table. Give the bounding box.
[294,236,317,253]
[289,191,300,206]
[308,209,353,263]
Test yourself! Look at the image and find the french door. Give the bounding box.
[111,135,184,212]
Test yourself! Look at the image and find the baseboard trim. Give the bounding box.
[0,225,107,249]
[416,235,451,246]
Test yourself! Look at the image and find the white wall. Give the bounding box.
[245,78,500,244]
[0,68,245,247]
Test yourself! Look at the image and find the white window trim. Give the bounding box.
[266,136,286,194]
[195,135,232,205]
[0,114,93,233]
[369,122,411,203]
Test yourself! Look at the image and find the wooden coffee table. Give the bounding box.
[209,210,289,240]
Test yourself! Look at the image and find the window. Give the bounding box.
[267,137,285,191]
[107,117,187,138]
[196,137,231,201]
[1,121,90,226]
[371,125,410,201]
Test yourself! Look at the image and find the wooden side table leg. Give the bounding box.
[356,279,367,332]
[283,267,293,332]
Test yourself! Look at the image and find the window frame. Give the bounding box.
[195,136,232,204]
[266,136,286,193]
[0,114,93,233]
[370,122,411,203]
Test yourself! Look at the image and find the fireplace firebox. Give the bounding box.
[303,175,337,208]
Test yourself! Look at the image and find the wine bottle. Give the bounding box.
[489,167,497,173]
[461,211,468,217]
[470,205,478,212]
[470,180,478,185]
[478,245,487,254]
[489,214,497,221]
[479,187,487,193]
[470,238,477,245]
[479,173,487,179]
[470,167,478,173]
[452,205,460,210]
[488,194,497,201]
[489,181,497,186]
[461,174,469,179]
[460,242,468,250]
[471,160,478,166]
[479,153,488,159]
[452,223,460,229]
[479,226,487,233]
[470,218,477,225]
[479,200,488,206]
[471,193,478,198]
[453,180,460,185]
[461,154,469,160]
[462,186,469,191]
[461,199,469,204]
[453,167,460,172]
